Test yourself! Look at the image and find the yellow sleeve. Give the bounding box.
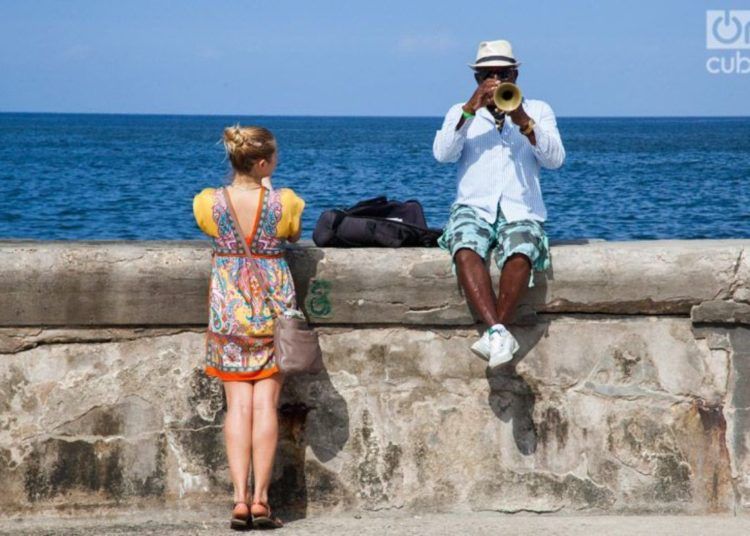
[276,188,305,239]
[192,188,219,238]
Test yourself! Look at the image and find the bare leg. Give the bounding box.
[496,253,532,324]
[251,374,283,510]
[455,248,501,327]
[223,381,254,518]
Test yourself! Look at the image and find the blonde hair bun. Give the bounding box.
[222,125,276,173]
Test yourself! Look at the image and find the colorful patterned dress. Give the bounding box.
[192,186,305,381]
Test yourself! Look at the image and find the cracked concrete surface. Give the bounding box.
[0,241,749,519]
[0,320,747,516]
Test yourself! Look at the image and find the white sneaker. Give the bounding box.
[470,330,491,361]
[488,324,520,368]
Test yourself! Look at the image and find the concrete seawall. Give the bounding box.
[0,239,749,517]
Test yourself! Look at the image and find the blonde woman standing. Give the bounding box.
[193,125,304,530]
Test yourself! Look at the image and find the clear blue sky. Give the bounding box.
[1,0,748,117]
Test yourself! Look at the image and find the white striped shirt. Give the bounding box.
[433,99,565,224]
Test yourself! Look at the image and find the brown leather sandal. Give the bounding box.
[230,502,252,531]
[251,501,283,529]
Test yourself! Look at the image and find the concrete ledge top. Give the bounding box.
[0,240,747,326]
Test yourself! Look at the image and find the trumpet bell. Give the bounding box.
[493,82,522,112]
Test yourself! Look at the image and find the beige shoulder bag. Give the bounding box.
[223,188,323,375]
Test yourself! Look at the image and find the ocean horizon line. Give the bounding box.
[1,110,749,121]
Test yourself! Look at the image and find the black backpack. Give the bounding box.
[312,197,443,247]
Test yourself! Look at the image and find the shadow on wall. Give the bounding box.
[271,369,350,520]
[449,258,550,457]
[272,246,351,518]
[285,246,325,314]
[483,271,550,456]
[485,322,547,456]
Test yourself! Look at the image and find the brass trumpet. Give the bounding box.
[492,82,522,112]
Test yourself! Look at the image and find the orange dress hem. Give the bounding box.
[205,365,280,382]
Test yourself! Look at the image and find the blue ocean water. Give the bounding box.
[0,113,748,241]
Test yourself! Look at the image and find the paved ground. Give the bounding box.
[0,512,749,536]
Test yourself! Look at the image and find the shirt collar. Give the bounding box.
[476,107,497,124]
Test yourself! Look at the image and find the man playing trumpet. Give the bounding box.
[433,39,565,367]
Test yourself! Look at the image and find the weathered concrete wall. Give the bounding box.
[2,239,747,326]
[0,240,748,517]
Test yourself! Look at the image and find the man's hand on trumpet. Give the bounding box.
[462,79,501,116]
[508,106,531,130]
[456,66,536,144]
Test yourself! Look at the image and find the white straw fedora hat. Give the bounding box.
[469,39,521,69]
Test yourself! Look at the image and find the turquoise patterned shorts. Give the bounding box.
[438,204,551,288]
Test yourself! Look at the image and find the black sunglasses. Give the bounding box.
[475,68,517,81]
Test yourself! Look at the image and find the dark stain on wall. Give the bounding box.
[187,369,226,424]
[133,434,167,497]
[269,402,313,518]
[51,441,121,498]
[23,450,49,503]
[366,344,388,366]
[607,414,695,507]
[23,439,126,501]
[681,401,732,512]
[696,402,726,433]
[351,408,401,504]
[652,454,692,503]
[21,435,168,504]
[536,406,569,450]
[92,409,124,437]
[353,409,384,500]
[383,443,402,482]
[613,349,642,378]
[304,460,352,509]
[173,415,224,473]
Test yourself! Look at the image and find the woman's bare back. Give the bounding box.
[225,186,263,238]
